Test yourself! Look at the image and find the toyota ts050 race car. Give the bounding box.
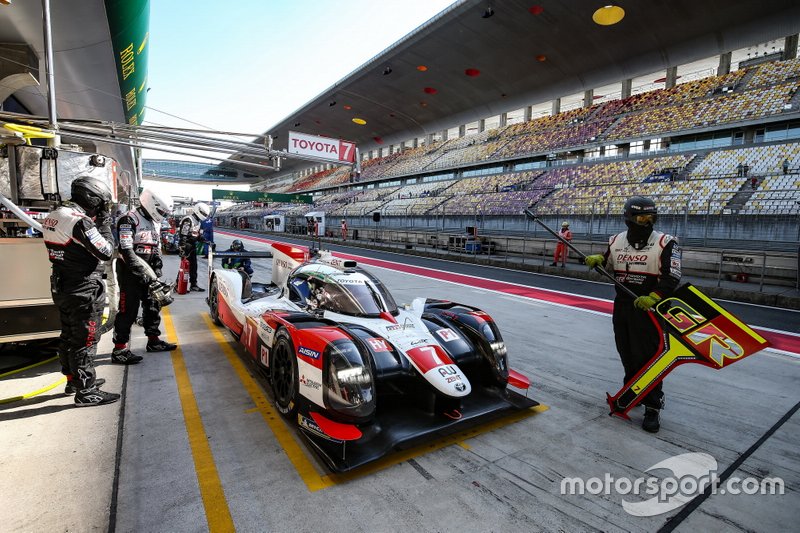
[207,242,537,471]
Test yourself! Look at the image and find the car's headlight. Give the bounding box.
[324,340,375,420]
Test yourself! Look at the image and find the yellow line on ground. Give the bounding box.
[162,307,235,532]
[0,376,66,405]
[200,314,334,492]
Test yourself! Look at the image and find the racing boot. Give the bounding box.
[146,338,177,352]
[65,377,105,395]
[642,407,661,433]
[75,386,120,407]
[189,285,205,292]
[111,348,144,365]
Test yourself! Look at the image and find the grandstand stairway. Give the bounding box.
[735,67,760,91]
[681,152,707,177]
[724,178,760,212]
[787,84,800,109]
[594,114,625,142]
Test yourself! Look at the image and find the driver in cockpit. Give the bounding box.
[222,239,254,276]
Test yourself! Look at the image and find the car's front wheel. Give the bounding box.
[209,277,222,325]
[271,330,299,419]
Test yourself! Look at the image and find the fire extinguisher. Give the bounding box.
[176,257,190,295]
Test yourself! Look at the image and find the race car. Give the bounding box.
[160,219,179,254]
[207,242,537,471]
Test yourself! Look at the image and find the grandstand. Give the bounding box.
[220,9,800,253]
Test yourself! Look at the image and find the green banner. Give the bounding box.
[212,189,313,204]
[105,0,150,125]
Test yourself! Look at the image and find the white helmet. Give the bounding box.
[140,188,173,223]
[193,202,211,221]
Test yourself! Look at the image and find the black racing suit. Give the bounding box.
[43,204,114,391]
[113,207,161,346]
[602,229,681,409]
[178,214,203,286]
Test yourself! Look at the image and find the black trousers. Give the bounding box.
[113,265,161,345]
[612,298,665,409]
[53,276,105,391]
[188,246,198,286]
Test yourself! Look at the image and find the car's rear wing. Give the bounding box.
[206,247,275,286]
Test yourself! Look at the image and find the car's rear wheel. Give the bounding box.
[271,330,299,419]
[209,278,222,325]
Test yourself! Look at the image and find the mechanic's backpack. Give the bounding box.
[176,257,190,294]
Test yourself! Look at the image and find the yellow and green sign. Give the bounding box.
[105,0,150,125]
[211,189,313,204]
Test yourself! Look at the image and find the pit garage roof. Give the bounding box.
[232,0,800,177]
[0,1,148,174]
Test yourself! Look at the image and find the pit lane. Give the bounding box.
[1,231,798,532]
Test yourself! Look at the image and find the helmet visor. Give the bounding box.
[632,214,656,226]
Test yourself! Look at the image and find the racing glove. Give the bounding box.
[634,292,662,311]
[585,254,605,269]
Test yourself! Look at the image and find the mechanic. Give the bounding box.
[200,215,214,254]
[340,219,348,241]
[178,202,211,292]
[551,221,572,267]
[221,239,254,276]
[584,196,681,433]
[111,188,177,362]
[43,176,118,406]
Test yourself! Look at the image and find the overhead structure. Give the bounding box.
[0,0,151,174]
[230,0,800,176]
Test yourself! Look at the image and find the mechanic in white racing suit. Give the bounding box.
[112,188,176,362]
[177,202,211,292]
[585,196,681,433]
[43,177,118,406]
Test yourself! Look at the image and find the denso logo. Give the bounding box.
[618,254,648,262]
[298,346,320,359]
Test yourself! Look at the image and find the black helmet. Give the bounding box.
[624,196,657,227]
[231,239,244,251]
[71,176,112,215]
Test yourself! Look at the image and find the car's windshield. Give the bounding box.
[291,265,398,317]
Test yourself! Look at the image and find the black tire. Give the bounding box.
[271,330,299,419]
[208,277,222,325]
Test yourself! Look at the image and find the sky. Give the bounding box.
[142,0,455,201]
